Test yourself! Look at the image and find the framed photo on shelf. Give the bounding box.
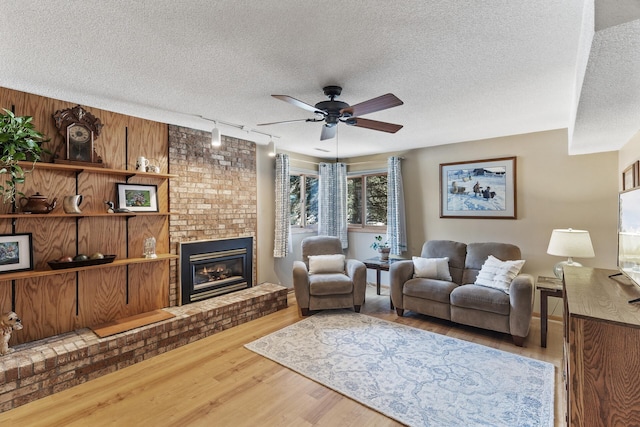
[440,156,517,219]
[116,183,158,212]
[0,233,33,274]
[622,161,638,191]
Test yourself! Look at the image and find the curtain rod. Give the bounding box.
[289,157,404,166]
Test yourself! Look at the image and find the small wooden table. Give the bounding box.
[362,257,405,309]
[536,276,564,348]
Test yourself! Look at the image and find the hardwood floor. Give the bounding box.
[0,285,565,426]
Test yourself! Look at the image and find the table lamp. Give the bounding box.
[546,228,595,279]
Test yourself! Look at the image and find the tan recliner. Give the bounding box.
[293,235,367,316]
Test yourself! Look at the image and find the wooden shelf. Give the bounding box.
[0,253,178,281]
[0,212,175,219]
[17,161,178,179]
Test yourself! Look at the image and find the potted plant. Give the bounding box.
[0,109,49,204]
[370,235,391,260]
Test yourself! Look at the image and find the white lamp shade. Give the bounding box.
[211,127,221,147]
[547,228,595,258]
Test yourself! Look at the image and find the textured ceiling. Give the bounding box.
[0,1,637,159]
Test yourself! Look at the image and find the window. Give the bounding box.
[290,173,318,229]
[348,173,387,227]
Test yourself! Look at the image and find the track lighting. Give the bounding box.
[211,122,221,148]
[198,115,281,152]
[267,136,276,157]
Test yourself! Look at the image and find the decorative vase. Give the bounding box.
[378,247,391,261]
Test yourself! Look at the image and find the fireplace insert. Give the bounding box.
[179,237,253,304]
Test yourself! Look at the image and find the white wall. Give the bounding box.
[619,130,640,186]
[401,129,617,273]
[256,144,279,285]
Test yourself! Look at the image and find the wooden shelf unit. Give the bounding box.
[563,266,640,426]
[0,89,174,345]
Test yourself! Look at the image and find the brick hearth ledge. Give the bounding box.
[0,283,288,413]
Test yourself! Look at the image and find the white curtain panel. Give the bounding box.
[318,162,348,248]
[387,156,407,255]
[273,153,290,258]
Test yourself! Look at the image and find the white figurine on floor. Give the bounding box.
[1,311,23,356]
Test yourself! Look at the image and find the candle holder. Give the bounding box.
[143,237,157,259]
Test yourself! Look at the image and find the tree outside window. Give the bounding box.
[290,173,318,229]
[305,176,318,225]
[348,173,387,228]
[366,174,387,226]
[347,177,362,224]
[290,175,302,226]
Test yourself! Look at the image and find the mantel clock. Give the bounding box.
[52,105,104,166]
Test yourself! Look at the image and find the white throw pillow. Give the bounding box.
[308,254,346,274]
[412,256,452,281]
[474,255,525,294]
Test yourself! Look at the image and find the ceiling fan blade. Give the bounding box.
[272,95,324,114]
[257,118,313,126]
[320,125,337,141]
[348,117,403,134]
[342,93,403,117]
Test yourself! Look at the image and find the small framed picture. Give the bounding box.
[440,156,517,219]
[0,233,33,274]
[116,183,158,212]
[622,161,638,191]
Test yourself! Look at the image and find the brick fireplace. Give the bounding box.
[168,126,258,307]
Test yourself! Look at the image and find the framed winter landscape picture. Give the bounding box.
[440,157,517,219]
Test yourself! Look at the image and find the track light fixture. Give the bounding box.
[267,136,276,157]
[197,115,280,149]
[211,122,221,148]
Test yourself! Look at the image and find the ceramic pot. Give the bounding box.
[19,192,57,214]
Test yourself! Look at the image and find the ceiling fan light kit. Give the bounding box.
[259,86,404,141]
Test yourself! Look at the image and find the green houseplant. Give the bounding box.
[0,109,49,204]
[370,235,391,260]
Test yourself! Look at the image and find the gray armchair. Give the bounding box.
[293,235,367,316]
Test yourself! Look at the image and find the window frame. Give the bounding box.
[289,171,318,233]
[347,170,388,232]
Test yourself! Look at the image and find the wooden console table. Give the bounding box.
[563,266,640,426]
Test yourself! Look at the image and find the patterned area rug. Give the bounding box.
[245,311,554,427]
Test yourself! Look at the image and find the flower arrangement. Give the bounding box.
[371,235,390,260]
[370,235,389,250]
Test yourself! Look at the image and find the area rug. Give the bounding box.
[245,311,554,427]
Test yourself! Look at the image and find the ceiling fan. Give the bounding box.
[258,86,403,141]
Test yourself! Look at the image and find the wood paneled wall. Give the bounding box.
[0,87,171,344]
